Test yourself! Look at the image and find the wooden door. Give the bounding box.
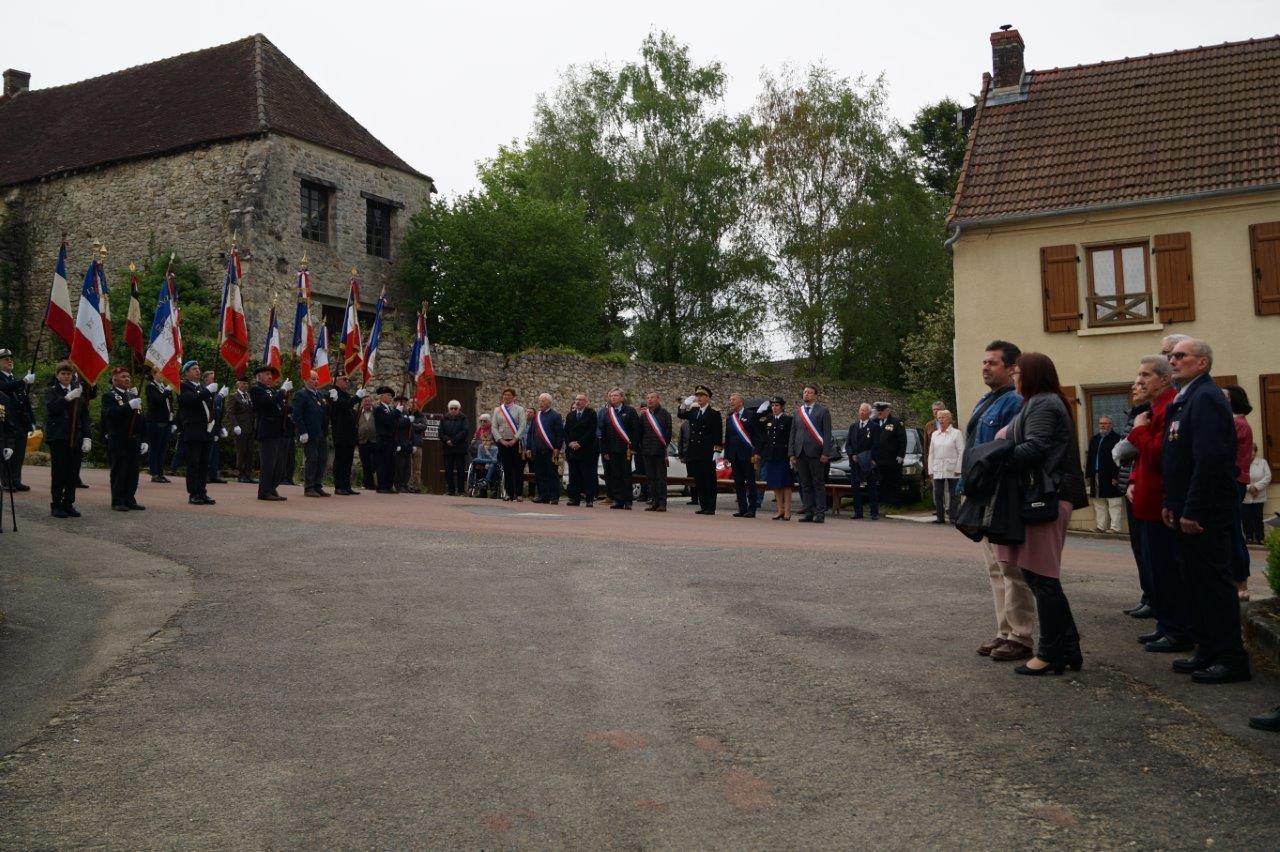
[418,377,479,494]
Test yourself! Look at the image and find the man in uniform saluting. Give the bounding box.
[0,348,36,492]
[100,366,147,511]
[250,363,292,501]
[789,383,836,523]
[226,378,256,483]
[724,392,763,518]
[177,360,222,505]
[679,385,723,515]
[600,387,641,510]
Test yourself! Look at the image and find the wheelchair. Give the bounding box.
[466,458,501,498]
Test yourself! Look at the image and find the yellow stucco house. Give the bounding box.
[949,28,1280,526]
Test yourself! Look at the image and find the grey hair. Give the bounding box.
[932,400,944,408]
[539,392,553,404]
[608,387,624,397]
[1139,354,1171,378]
[1161,333,1191,349]
[447,399,461,409]
[1185,338,1214,368]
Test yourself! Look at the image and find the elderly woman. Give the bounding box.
[474,412,493,445]
[439,400,470,496]
[1243,443,1271,545]
[927,409,964,524]
[1223,385,1255,599]
[996,352,1086,676]
[758,396,794,520]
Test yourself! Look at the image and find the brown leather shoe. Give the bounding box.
[990,641,1033,662]
[977,637,1004,657]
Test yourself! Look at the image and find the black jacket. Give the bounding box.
[250,383,288,440]
[1010,392,1087,510]
[292,387,329,439]
[1162,373,1238,524]
[0,371,33,430]
[43,380,91,444]
[145,380,174,424]
[178,380,216,443]
[759,413,792,462]
[373,403,399,445]
[564,407,598,458]
[0,389,19,449]
[955,438,1025,546]
[329,389,359,445]
[1085,431,1122,498]
[638,406,673,456]
[439,413,470,455]
[101,387,144,445]
[678,405,722,462]
[845,418,874,456]
[868,416,907,467]
[599,404,641,455]
[722,408,762,462]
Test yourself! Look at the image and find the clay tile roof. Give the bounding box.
[0,34,429,188]
[948,36,1280,225]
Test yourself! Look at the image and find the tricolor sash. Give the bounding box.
[498,403,520,437]
[729,411,755,451]
[607,406,632,446]
[643,408,668,447]
[797,405,823,446]
[534,410,555,450]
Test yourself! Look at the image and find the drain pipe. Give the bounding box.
[943,224,962,252]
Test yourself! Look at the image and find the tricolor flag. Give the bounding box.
[124,268,145,363]
[44,242,74,348]
[406,309,437,407]
[217,247,251,377]
[362,287,386,385]
[144,271,183,388]
[340,273,363,379]
[313,324,331,385]
[291,265,315,380]
[69,259,111,383]
[97,263,113,350]
[261,305,282,373]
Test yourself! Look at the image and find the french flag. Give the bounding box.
[144,272,183,388]
[292,266,314,380]
[340,273,363,379]
[407,309,437,407]
[261,305,282,373]
[313,324,331,385]
[97,263,113,350]
[124,267,145,364]
[362,288,386,385]
[218,247,250,376]
[44,242,74,348]
[69,260,111,383]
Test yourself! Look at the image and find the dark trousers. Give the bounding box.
[689,456,716,513]
[880,464,903,506]
[1022,570,1081,666]
[498,443,525,499]
[49,440,81,508]
[642,453,668,507]
[853,466,879,517]
[3,436,26,487]
[605,451,632,506]
[208,439,221,480]
[443,451,467,494]
[932,477,958,522]
[147,422,170,476]
[258,438,283,498]
[170,433,184,472]
[1243,503,1266,544]
[730,458,756,513]
[108,439,140,507]
[358,443,377,489]
[1126,499,1149,605]
[566,452,596,502]
[532,451,560,501]
[1176,518,1249,671]
[795,453,825,517]
[1229,482,1251,581]
[303,436,328,491]
[333,441,355,491]
[185,439,211,498]
[375,441,396,490]
[394,447,412,490]
[283,433,297,483]
[234,432,254,478]
[1137,518,1190,642]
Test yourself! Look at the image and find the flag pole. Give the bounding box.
[28,232,69,375]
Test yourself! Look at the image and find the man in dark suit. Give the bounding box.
[144,367,175,483]
[177,360,220,505]
[0,348,35,492]
[250,364,291,501]
[100,366,147,511]
[1162,338,1250,685]
[1085,415,1123,533]
[226,378,257,483]
[529,392,565,504]
[869,402,907,508]
[600,387,641,510]
[43,362,91,518]
[724,392,762,518]
[329,374,363,495]
[203,370,230,485]
[293,369,331,497]
[564,393,598,507]
[845,403,876,519]
[639,391,673,512]
[789,384,836,523]
[372,387,400,493]
[679,385,723,515]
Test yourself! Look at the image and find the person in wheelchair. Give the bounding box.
[467,433,502,497]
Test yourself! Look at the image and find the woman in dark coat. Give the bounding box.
[439,400,470,496]
[758,396,794,520]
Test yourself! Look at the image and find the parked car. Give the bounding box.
[827,427,924,505]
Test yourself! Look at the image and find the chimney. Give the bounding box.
[3,69,30,97]
[990,26,1024,89]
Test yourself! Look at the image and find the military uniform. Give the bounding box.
[372,395,400,493]
[250,375,289,499]
[292,385,331,495]
[177,375,218,504]
[679,391,723,514]
[100,383,146,510]
[226,386,257,481]
[145,377,175,480]
[329,387,361,494]
[44,377,91,517]
[869,410,907,508]
[845,416,876,518]
[0,354,35,491]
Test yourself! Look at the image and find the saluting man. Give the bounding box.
[250,363,292,501]
[789,383,836,523]
[144,365,175,483]
[600,387,641,510]
[679,385,723,515]
[177,360,222,505]
[724,392,763,518]
[529,392,565,504]
[226,378,256,483]
[0,348,36,492]
[329,374,364,495]
[100,366,147,511]
[639,392,673,512]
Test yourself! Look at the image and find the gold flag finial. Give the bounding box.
[300,251,308,268]
[129,262,137,273]
[351,266,358,277]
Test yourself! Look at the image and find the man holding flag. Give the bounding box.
[0,349,36,492]
[44,362,92,518]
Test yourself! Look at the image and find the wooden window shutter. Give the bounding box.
[1153,232,1195,323]
[1061,385,1080,426]
[1213,375,1239,388]
[1250,222,1280,316]
[1040,245,1081,332]
[1261,374,1280,473]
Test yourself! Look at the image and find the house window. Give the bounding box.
[366,199,393,259]
[1085,242,1151,327]
[1084,385,1135,437]
[301,181,330,243]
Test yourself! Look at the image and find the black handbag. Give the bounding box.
[1019,467,1060,522]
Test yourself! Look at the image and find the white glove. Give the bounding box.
[171,424,178,433]
[396,445,402,453]
[139,442,149,455]
[299,433,309,444]
[2,448,11,461]
[757,400,770,414]
[683,395,696,407]
[233,425,242,436]
[65,386,83,401]
[81,438,91,453]
[23,372,35,384]
[329,389,339,401]
[395,404,403,412]
[220,428,228,438]
[355,388,367,398]
[129,397,142,410]
[281,379,293,392]
[219,385,229,398]
[205,382,218,393]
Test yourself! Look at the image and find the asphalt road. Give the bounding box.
[1,467,1278,849]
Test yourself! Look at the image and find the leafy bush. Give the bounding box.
[1265,527,1280,597]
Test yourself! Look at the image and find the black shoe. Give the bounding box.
[1128,604,1155,619]
[531,497,548,504]
[259,494,287,501]
[112,505,130,512]
[76,480,89,489]
[1014,660,1066,676]
[51,505,69,518]
[732,511,746,517]
[585,501,594,508]
[566,500,581,507]
[1122,601,1148,615]
[13,483,29,492]
[189,496,210,505]
[610,504,626,510]
[850,513,864,520]
[813,516,824,524]
[376,489,395,494]
[1191,663,1251,684]
[798,515,815,523]
[63,505,81,517]
[869,514,880,520]
[931,519,947,524]
[744,511,756,518]
[1137,630,1163,644]
[1145,636,1194,653]
[1172,656,1211,674]
[129,504,146,511]
[1248,706,1280,732]
[151,475,170,483]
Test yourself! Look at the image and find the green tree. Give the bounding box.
[900,293,956,409]
[400,190,609,355]
[905,98,968,198]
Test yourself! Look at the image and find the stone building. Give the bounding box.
[0,34,434,358]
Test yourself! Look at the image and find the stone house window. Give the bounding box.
[1085,241,1152,327]
[366,199,394,259]
[301,180,331,243]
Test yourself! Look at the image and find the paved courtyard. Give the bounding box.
[1,466,1278,849]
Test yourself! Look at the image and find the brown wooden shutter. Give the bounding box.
[1251,222,1280,316]
[1213,375,1239,388]
[1040,245,1081,332]
[1153,232,1195,323]
[1061,385,1080,426]
[1261,374,1280,474]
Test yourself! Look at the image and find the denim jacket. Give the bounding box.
[966,385,1023,448]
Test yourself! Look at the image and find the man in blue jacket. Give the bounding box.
[724,392,762,518]
[292,369,331,498]
[529,392,565,504]
[1161,338,1250,684]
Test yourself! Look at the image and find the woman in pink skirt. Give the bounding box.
[996,352,1085,676]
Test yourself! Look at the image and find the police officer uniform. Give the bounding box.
[329,382,362,494]
[44,369,91,518]
[226,384,257,482]
[679,386,723,515]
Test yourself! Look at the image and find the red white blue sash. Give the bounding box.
[797,405,823,446]
[729,411,755,451]
[607,406,631,446]
[498,403,520,437]
[534,410,554,450]
[642,408,667,447]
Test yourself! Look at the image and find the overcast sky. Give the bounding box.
[5,0,1274,198]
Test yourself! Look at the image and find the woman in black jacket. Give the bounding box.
[758,396,794,520]
[996,352,1086,676]
[439,400,470,496]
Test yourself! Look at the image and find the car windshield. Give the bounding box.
[905,429,920,454]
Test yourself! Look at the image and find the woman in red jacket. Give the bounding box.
[1125,355,1191,653]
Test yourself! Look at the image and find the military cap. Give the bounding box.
[0,348,13,358]
[694,385,712,397]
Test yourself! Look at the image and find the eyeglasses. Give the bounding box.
[1168,351,1193,361]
